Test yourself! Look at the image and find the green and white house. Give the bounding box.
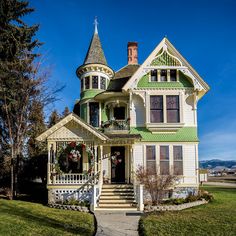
[37,22,209,210]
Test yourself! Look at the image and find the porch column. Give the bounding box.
[47,143,53,184]
[94,145,98,173]
[99,145,103,183]
[130,146,134,184]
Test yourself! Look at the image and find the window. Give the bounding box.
[100,76,106,90]
[89,102,99,127]
[167,95,180,123]
[173,146,183,175]
[85,76,90,89]
[151,69,157,81]
[146,146,156,174]
[113,107,125,120]
[150,96,163,123]
[92,76,98,89]
[160,146,169,175]
[80,79,83,91]
[170,70,177,81]
[160,70,167,81]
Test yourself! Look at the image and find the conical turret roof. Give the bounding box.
[83,27,107,65]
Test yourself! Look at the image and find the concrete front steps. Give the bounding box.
[96,184,137,211]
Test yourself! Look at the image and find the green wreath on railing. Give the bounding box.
[53,142,95,176]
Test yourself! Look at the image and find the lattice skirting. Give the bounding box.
[48,187,92,204]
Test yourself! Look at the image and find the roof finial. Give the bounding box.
[94,16,98,34]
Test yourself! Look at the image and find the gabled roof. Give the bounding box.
[123,37,210,98]
[36,113,108,141]
[106,64,140,92]
[114,64,140,80]
[83,31,107,65]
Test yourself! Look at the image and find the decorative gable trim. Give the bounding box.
[122,37,210,98]
[151,44,182,66]
[36,113,108,142]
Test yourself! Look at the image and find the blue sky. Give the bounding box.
[26,0,236,161]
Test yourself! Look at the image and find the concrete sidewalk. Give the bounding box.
[94,211,142,236]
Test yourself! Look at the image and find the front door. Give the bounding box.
[111,146,125,183]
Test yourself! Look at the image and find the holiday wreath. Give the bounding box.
[54,142,95,174]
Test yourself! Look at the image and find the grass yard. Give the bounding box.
[0,199,95,236]
[139,186,236,236]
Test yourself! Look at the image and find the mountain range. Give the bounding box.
[199,159,236,169]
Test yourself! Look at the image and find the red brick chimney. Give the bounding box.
[127,42,138,65]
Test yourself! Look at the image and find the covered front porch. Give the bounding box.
[36,113,143,210]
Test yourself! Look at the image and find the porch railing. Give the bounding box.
[54,173,97,185]
[103,119,130,132]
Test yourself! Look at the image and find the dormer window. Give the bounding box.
[160,70,167,81]
[170,70,177,81]
[92,76,98,89]
[151,69,157,81]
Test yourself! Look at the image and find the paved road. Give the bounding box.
[95,211,142,236]
[204,182,236,187]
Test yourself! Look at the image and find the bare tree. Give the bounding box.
[135,165,180,205]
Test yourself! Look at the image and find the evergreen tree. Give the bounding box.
[0,0,41,199]
[48,110,60,128]
[62,106,70,118]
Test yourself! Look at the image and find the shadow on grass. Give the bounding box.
[1,203,92,235]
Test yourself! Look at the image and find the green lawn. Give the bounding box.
[0,199,95,236]
[139,186,236,236]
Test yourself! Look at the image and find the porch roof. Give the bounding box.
[36,113,109,142]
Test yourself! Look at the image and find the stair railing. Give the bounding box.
[90,170,103,211]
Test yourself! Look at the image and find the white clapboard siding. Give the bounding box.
[183,94,195,126]
[133,144,144,171]
[183,144,197,184]
[131,94,145,127]
[102,146,110,179]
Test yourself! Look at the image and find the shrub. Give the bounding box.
[185,194,199,203]
[163,198,186,205]
[135,165,180,205]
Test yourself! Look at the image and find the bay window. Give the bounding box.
[160,146,169,175]
[146,146,156,174]
[173,146,183,175]
[167,95,180,123]
[150,96,163,123]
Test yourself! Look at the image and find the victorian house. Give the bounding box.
[36,22,209,210]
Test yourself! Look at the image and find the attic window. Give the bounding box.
[151,70,157,81]
[160,70,167,81]
[170,70,177,81]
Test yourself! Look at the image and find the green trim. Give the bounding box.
[101,103,108,122]
[130,126,198,142]
[80,90,103,101]
[80,103,87,121]
[137,71,193,88]
[151,50,181,66]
